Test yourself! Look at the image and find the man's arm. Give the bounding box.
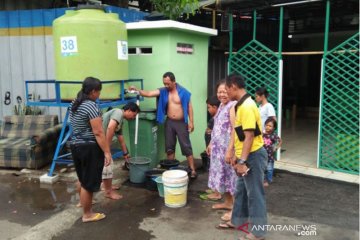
[188,100,194,132]
[240,130,255,160]
[129,86,160,98]
[226,105,236,165]
[233,130,254,176]
[105,119,118,146]
[117,135,129,158]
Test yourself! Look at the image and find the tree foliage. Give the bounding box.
[149,0,199,20]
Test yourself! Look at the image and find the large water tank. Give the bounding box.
[53,5,128,100]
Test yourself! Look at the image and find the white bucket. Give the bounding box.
[162,170,189,208]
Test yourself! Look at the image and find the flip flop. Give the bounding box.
[216,221,234,230]
[207,194,222,201]
[82,213,106,223]
[205,189,214,194]
[199,193,222,201]
[199,193,209,200]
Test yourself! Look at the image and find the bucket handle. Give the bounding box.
[130,162,150,172]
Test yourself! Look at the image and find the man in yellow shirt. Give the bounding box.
[225,74,268,240]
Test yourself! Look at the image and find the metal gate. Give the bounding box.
[228,10,283,136]
[318,32,359,174]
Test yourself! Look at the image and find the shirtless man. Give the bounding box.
[129,72,197,178]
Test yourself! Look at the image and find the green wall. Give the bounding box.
[128,28,210,161]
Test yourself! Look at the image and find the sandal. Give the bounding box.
[198,193,222,201]
[82,213,106,223]
[216,221,234,230]
[205,189,214,194]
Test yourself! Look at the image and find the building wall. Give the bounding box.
[128,28,211,159]
[0,7,147,120]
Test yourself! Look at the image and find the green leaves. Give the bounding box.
[150,0,199,20]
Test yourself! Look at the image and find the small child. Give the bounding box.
[263,118,282,186]
[205,95,220,147]
[201,96,220,171]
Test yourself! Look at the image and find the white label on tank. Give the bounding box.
[60,36,78,56]
[117,40,128,60]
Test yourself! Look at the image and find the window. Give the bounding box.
[128,47,152,55]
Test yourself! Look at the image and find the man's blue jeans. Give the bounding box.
[231,147,268,237]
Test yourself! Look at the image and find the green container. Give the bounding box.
[53,6,128,100]
[154,176,164,197]
[129,109,159,169]
[129,157,151,183]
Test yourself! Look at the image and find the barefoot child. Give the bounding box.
[263,118,282,186]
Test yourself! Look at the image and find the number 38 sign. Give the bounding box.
[60,36,78,56]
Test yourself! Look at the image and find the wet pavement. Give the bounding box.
[0,159,359,240]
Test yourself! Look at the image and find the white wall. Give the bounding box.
[0,35,65,120]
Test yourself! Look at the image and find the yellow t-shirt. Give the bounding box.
[234,97,264,157]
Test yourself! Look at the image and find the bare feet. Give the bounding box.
[101,183,120,191]
[212,203,233,210]
[76,200,96,208]
[104,191,123,200]
[221,211,232,221]
[263,181,269,187]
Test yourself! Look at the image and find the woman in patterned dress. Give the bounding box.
[207,80,237,221]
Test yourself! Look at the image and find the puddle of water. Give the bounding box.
[2,174,77,211]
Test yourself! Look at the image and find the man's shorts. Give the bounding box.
[165,118,193,157]
[102,161,113,180]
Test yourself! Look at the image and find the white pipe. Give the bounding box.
[277,59,283,160]
[135,98,139,145]
[127,90,140,146]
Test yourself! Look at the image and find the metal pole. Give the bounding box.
[277,7,284,160]
[253,10,257,40]
[212,10,216,29]
[323,0,330,55]
[317,0,330,168]
[228,12,233,73]
[278,7,284,59]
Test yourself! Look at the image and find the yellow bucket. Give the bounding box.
[162,170,189,208]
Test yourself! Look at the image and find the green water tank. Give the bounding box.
[53,6,128,100]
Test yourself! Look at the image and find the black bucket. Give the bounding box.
[159,159,180,170]
[145,169,166,191]
[201,151,210,171]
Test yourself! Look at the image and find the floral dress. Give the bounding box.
[263,133,280,162]
[208,100,237,195]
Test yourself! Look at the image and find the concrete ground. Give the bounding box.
[0,159,358,240]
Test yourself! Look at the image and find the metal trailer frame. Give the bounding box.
[25,79,144,176]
